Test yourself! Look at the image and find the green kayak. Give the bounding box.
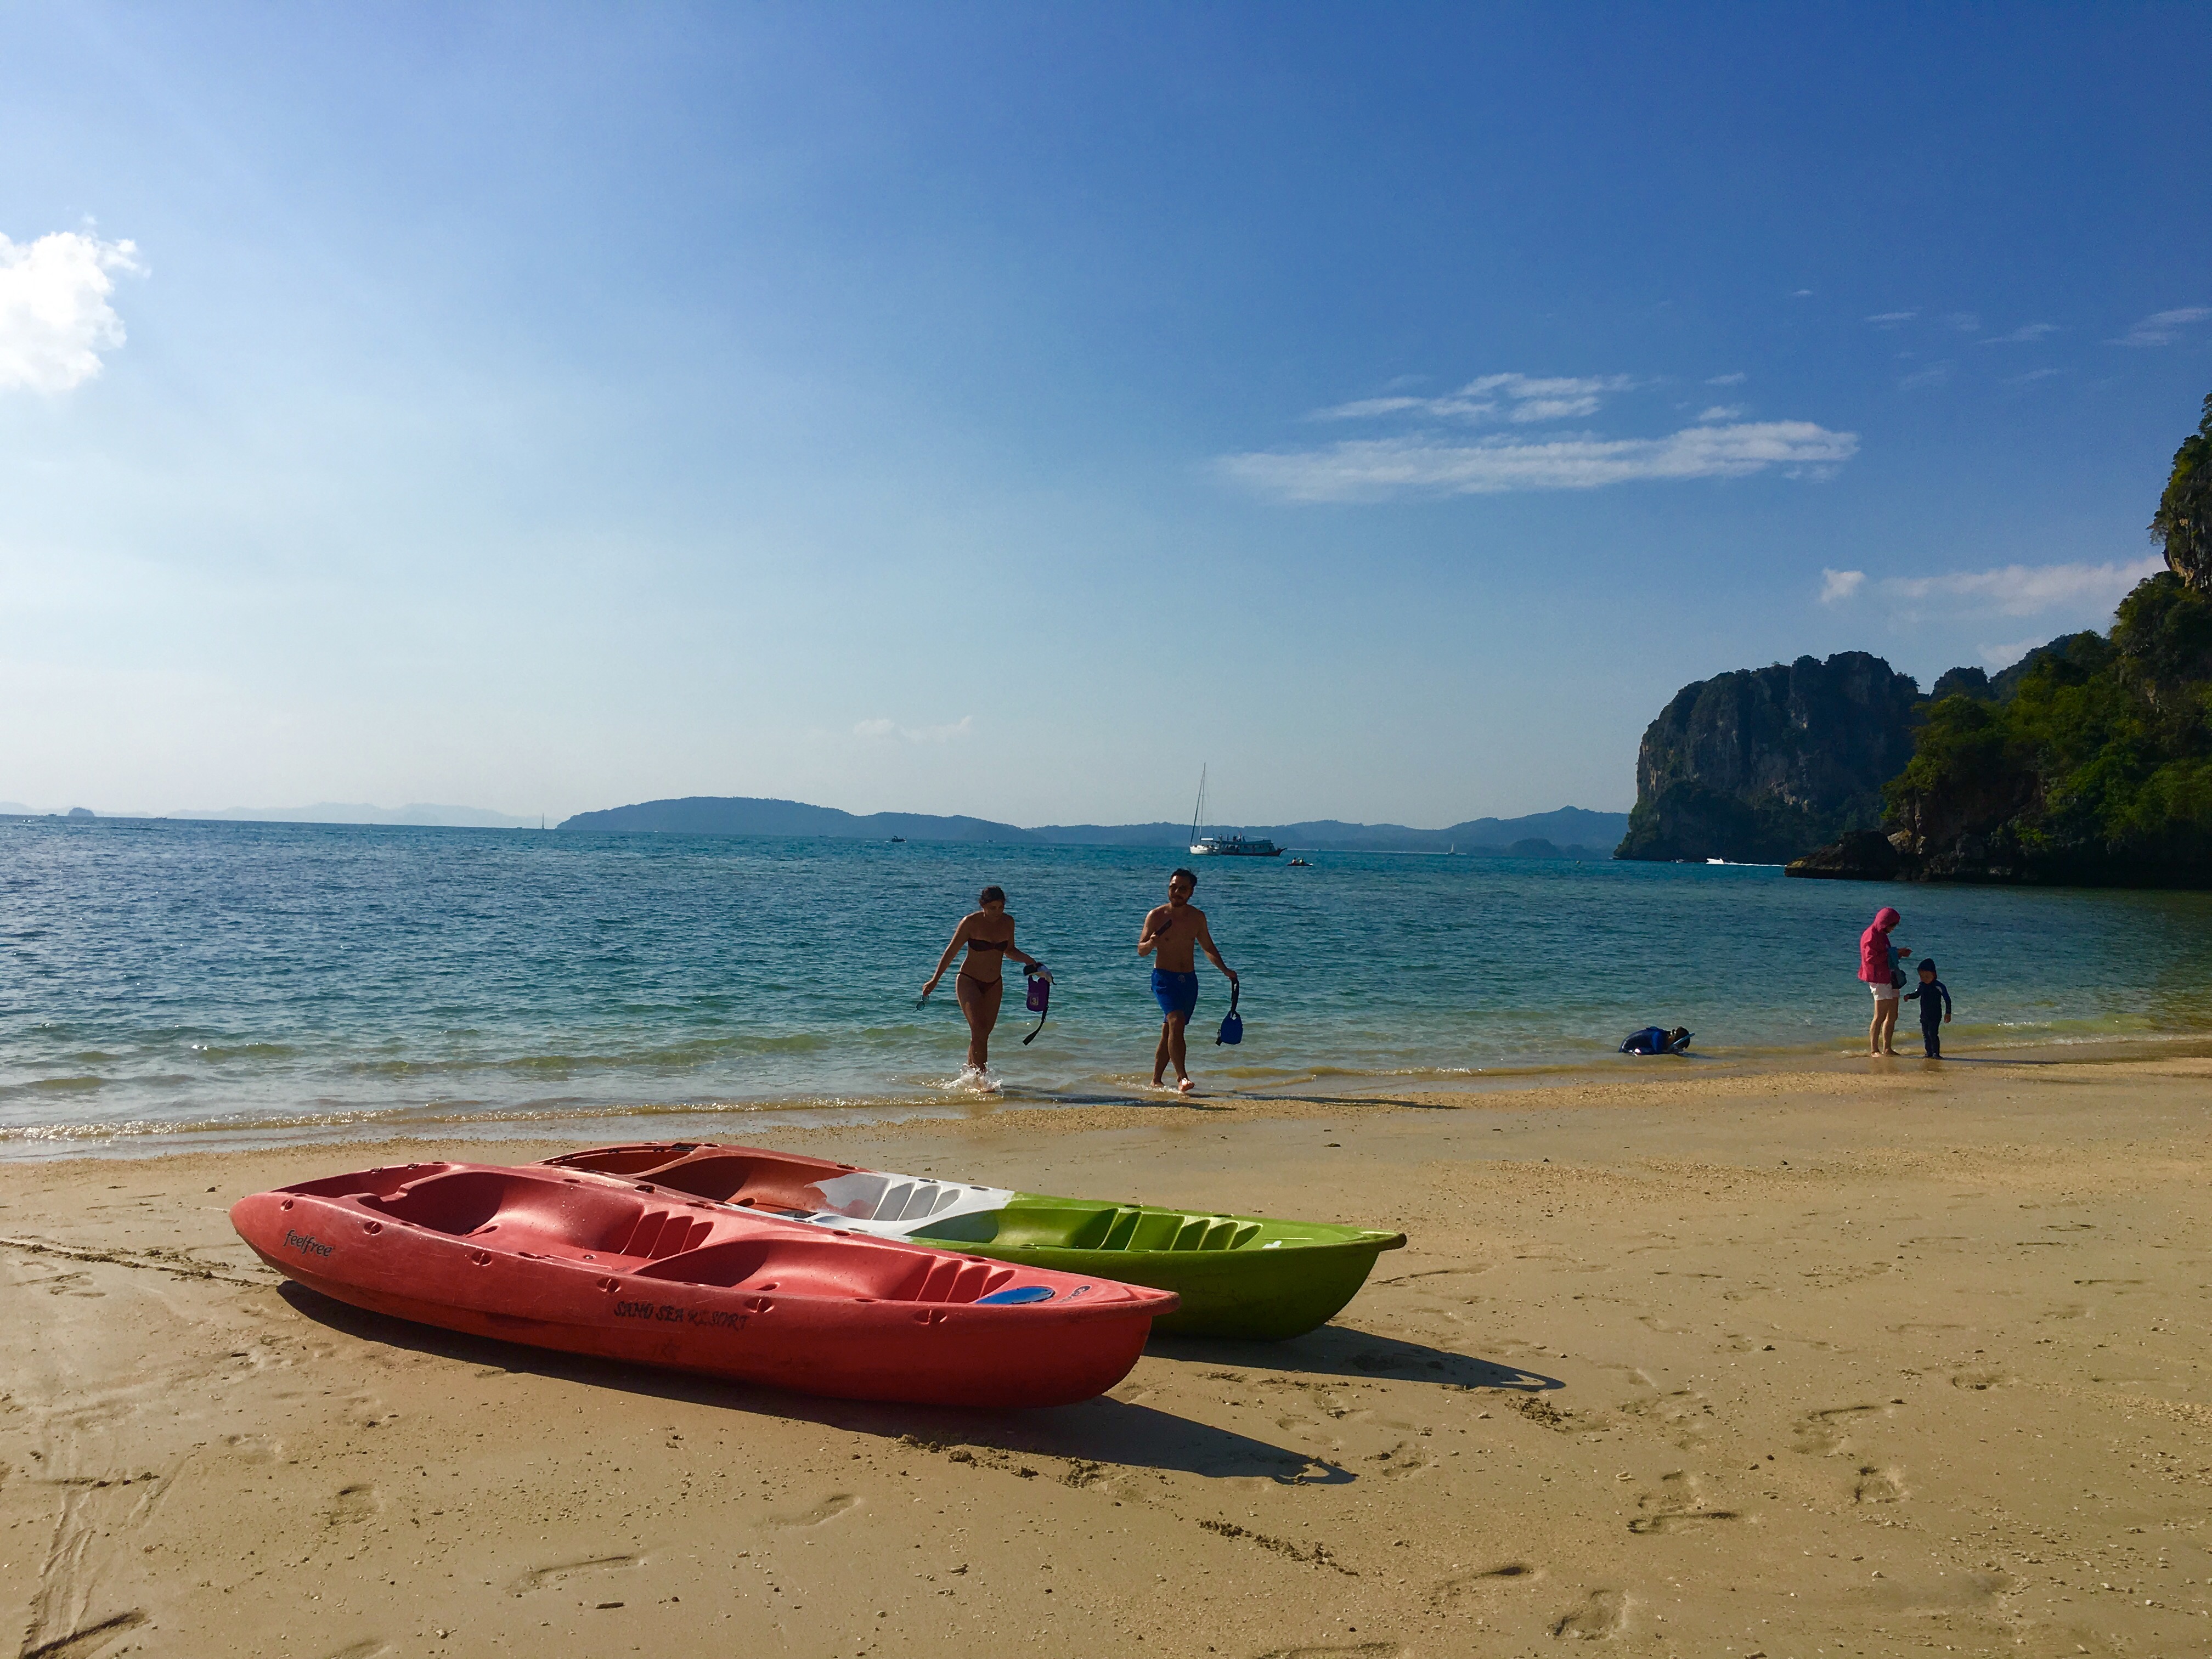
[543,1141,1406,1340]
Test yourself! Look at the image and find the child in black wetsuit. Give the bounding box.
[1904,960,1952,1058]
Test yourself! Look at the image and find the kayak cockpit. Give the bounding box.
[279,1165,1059,1304]
[543,1145,1014,1236]
[910,1199,1395,1256]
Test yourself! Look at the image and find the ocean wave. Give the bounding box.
[337,1032,837,1077]
[0,1091,933,1144]
[186,1041,304,1062]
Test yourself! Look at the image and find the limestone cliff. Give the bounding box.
[1615,653,1923,864]
[1786,390,2212,889]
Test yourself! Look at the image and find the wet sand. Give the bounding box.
[4,1055,2210,1657]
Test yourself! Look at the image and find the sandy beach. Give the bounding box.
[6,1055,2211,1658]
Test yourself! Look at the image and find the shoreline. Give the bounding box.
[5,1053,2211,1655]
[10,1029,2212,1164]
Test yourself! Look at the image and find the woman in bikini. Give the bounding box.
[920,886,1048,1084]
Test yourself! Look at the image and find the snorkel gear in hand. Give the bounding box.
[1021,965,1052,1046]
[1216,982,1243,1046]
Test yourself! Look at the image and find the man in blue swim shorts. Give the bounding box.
[1139,868,1239,1094]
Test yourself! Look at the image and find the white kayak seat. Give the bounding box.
[800,1169,1015,1239]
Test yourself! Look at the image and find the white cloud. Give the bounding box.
[1308,395,1430,421]
[854,715,974,743]
[1898,362,1953,390]
[1979,322,2057,345]
[0,229,144,392]
[1978,638,2044,668]
[2111,306,2210,347]
[1473,373,1633,422]
[2004,367,2062,386]
[1878,554,2164,620]
[1865,310,1917,326]
[1696,404,1746,422]
[1307,372,1632,426]
[1217,421,1859,503]
[1792,289,1814,298]
[1944,312,1982,333]
[1705,371,1747,386]
[1820,568,1866,604]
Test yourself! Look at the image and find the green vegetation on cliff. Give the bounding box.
[1701,388,2212,888]
[1883,573,2212,883]
[2152,391,2212,592]
[1861,391,2212,885]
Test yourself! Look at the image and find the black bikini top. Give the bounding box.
[966,935,1012,953]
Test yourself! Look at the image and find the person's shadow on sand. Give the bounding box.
[278,1283,1361,1484]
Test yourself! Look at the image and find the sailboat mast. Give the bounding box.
[1190,764,1207,843]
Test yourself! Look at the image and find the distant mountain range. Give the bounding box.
[170,803,541,828]
[557,795,1627,855]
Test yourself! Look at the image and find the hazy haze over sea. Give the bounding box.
[5,817,2210,1160]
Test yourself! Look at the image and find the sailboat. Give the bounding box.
[1186,765,1282,858]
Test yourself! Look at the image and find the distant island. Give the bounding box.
[1620,390,2212,887]
[558,797,1627,857]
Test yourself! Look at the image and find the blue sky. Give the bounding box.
[3,3,2209,826]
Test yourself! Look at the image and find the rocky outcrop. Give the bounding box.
[1778,395,2212,889]
[2154,392,2212,594]
[1784,830,1908,881]
[1790,572,2212,888]
[1615,653,1923,864]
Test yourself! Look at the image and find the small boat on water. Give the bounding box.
[1185,765,1283,859]
[232,1161,1173,1406]
[1286,857,1311,867]
[544,1142,1407,1340]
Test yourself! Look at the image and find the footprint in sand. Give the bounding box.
[325,1482,382,1525]
[1950,1370,2008,1391]
[1368,1441,1434,1479]
[1617,1385,1711,1449]
[1253,1645,1403,1658]
[1627,1471,1740,1534]
[508,1554,641,1594]
[317,1643,393,1659]
[1853,1464,1906,1504]
[1627,1502,1740,1534]
[1432,1562,1539,1609]
[219,1432,282,1463]
[1791,1403,1891,1456]
[1552,1588,1628,1639]
[1509,1394,1607,1435]
[766,1493,859,1528]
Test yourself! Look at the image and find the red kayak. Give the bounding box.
[232,1161,1175,1407]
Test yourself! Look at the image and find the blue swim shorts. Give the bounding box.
[1151,969,1200,1019]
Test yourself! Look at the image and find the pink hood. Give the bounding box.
[1859,908,1901,981]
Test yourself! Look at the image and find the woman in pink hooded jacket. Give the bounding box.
[1860,906,1912,1056]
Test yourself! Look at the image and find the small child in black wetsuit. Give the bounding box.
[1904,959,1952,1058]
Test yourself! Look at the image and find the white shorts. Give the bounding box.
[1869,979,1898,1002]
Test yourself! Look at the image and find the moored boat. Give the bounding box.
[1184,764,1284,858]
[543,1142,1408,1340]
[232,1161,1173,1406]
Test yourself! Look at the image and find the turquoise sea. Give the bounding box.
[5,816,2210,1158]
